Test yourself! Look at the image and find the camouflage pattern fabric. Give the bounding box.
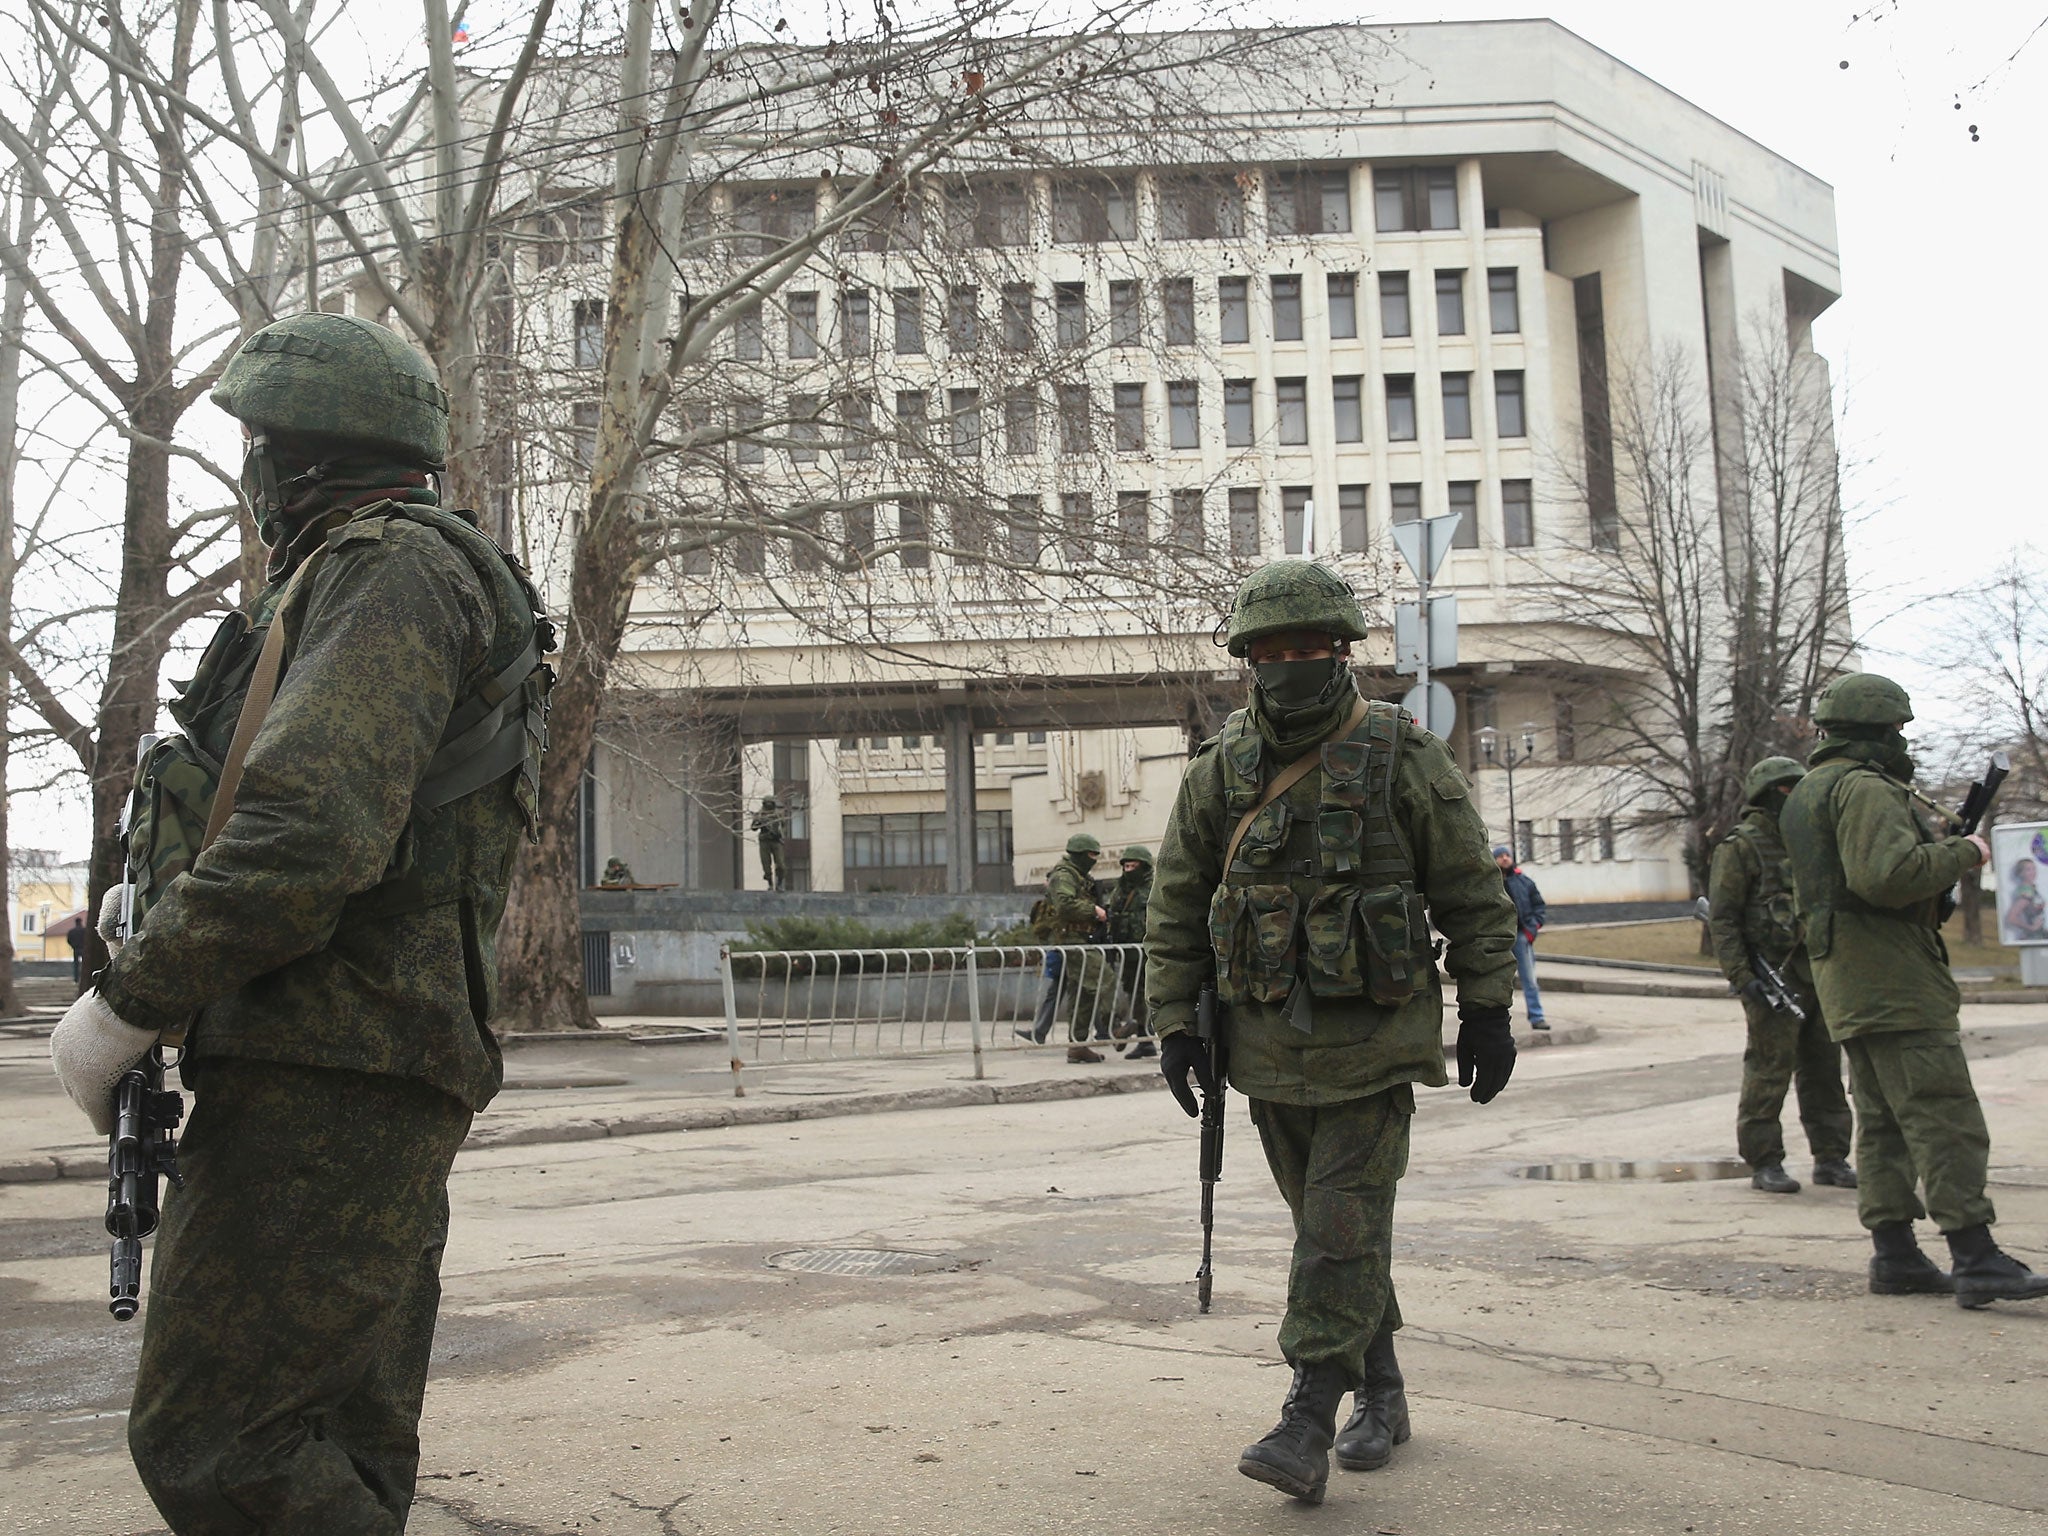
[1108,865,1153,1031]
[99,497,534,1112]
[1247,1086,1412,1385]
[1736,986,1852,1170]
[1841,1031,1994,1232]
[212,314,450,464]
[1062,944,1120,1043]
[1043,852,1099,937]
[1708,805,1809,993]
[128,1057,471,1535]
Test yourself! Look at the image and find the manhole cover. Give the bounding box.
[1515,1159,1751,1183]
[766,1247,953,1276]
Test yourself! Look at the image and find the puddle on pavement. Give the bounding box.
[766,1247,956,1276]
[1515,1159,1751,1183]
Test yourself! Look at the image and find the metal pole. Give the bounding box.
[964,946,985,1080]
[1504,747,1518,852]
[719,942,745,1098]
[1414,556,1431,735]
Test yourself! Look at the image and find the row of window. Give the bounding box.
[843,810,1015,870]
[1510,818,1615,863]
[728,479,1539,575]
[838,732,1048,751]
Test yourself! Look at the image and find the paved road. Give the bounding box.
[5,993,2046,1534]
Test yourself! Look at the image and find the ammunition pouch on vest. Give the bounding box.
[1722,818,1803,964]
[122,501,554,933]
[1206,701,1427,1012]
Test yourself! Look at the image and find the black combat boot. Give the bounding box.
[1334,1326,1411,1472]
[1945,1224,2048,1310]
[1237,1361,1351,1504]
[1751,1163,1800,1194]
[1813,1158,1857,1188]
[1868,1221,1953,1295]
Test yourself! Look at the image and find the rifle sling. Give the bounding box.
[1219,696,1369,875]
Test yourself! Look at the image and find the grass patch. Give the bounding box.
[1542,912,2021,981]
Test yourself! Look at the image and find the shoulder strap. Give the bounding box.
[1220,696,1369,874]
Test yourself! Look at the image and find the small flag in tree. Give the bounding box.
[452,21,470,44]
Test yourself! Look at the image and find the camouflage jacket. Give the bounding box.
[1146,693,1516,1107]
[1707,806,1809,991]
[1043,854,1099,938]
[99,504,536,1111]
[1781,746,1981,1039]
[1107,869,1152,944]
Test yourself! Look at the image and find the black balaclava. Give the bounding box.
[1249,642,1357,758]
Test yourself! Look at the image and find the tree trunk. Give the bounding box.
[1961,853,1984,947]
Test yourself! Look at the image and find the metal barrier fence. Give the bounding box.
[714,942,1151,1094]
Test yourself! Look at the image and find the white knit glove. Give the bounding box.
[50,991,158,1135]
[97,883,134,955]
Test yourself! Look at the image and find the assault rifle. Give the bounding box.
[1693,896,1806,1023]
[103,732,183,1321]
[1937,752,2010,923]
[1194,980,1227,1314]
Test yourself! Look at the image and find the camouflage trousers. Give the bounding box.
[1841,1030,1995,1233]
[129,1056,472,1536]
[759,838,786,890]
[1248,1086,1411,1387]
[1736,991,1853,1170]
[1059,945,1120,1044]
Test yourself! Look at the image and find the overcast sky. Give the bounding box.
[11,3,2042,863]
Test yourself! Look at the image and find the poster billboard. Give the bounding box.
[1990,821,2048,947]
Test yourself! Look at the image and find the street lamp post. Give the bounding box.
[1475,722,1538,857]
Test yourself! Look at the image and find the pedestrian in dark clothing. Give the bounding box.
[1495,846,1547,1029]
[66,919,87,986]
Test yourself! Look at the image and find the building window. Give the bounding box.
[1386,374,1416,441]
[1168,381,1199,449]
[1269,167,1351,235]
[1271,275,1303,342]
[1390,482,1421,524]
[1379,273,1410,339]
[1328,273,1358,339]
[1275,377,1308,445]
[1332,376,1363,442]
[789,394,822,463]
[1515,819,1534,864]
[1496,370,1526,438]
[975,808,1016,868]
[1557,818,1577,862]
[1228,487,1260,555]
[1338,484,1368,550]
[572,299,605,367]
[1054,281,1087,349]
[1001,282,1033,351]
[898,499,931,568]
[1060,492,1093,564]
[1489,268,1520,333]
[969,181,1031,247]
[843,504,874,557]
[735,399,764,464]
[1218,277,1250,344]
[1116,489,1149,551]
[731,184,816,253]
[843,811,951,872]
[1027,730,1048,745]
[1006,496,1042,563]
[1435,270,1465,336]
[19,912,34,934]
[1057,384,1091,455]
[892,288,924,354]
[1169,488,1206,549]
[1449,480,1479,548]
[843,394,874,461]
[894,389,929,455]
[1113,383,1145,452]
[840,289,871,355]
[1503,478,1534,548]
[733,302,762,361]
[1224,379,1254,447]
[1373,165,1458,232]
[948,389,982,458]
[1158,174,1245,240]
[786,291,820,358]
[1598,816,1616,861]
[1004,390,1038,456]
[946,286,979,352]
[1282,485,1311,554]
[1163,278,1197,346]
[1052,176,1136,243]
[1442,371,1473,439]
[1555,696,1576,762]
[1109,280,1141,347]
[570,399,599,467]
[853,191,922,253]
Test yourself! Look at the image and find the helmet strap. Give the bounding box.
[245,430,283,522]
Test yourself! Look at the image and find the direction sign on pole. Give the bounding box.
[1401,680,1457,737]
[1389,511,1464,585]
[1393,594,1459,676]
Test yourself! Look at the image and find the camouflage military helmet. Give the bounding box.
[1223,560,1369,658]
[1813,673,1914,729]
[1065,832,1102,856]
[212,314,450,466]
[1120,844,1154,865]
[1744,756,1806,803]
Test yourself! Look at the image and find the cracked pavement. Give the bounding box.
[4,990,2047,1533]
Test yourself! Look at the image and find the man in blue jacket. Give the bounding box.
[1495,846,1548,1030]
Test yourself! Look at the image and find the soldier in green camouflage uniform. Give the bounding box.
[1146,562,1520,1504]
[1044,832,1114,1062]
[1707,756,1855,1195]
[1107,845,1158,1060]
[50,314,546,1533]
[753,796,788,890]
[1782,673,2048,1309]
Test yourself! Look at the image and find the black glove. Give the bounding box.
[1160,1031,1216,1119]
[1740,977,1771,1005]
[1455,1002,1516,1104]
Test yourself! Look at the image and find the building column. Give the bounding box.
[942,705,977,895]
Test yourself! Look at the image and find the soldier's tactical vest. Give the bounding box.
[1207,701,1428,1010]
[1782,757,1942,960]
[1721,811,1802,963]
[122,501,553,932]
[1107,874,1151,944]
